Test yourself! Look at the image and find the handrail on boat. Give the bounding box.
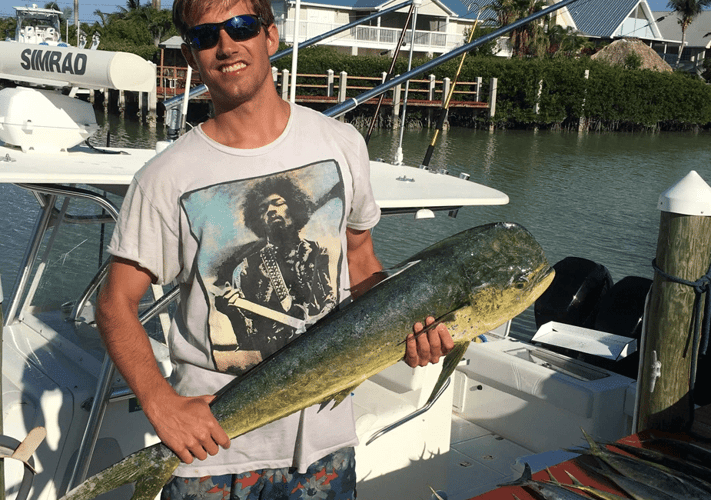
[4,184,122,326]
[3,182,182,491]
[67,285,180,491]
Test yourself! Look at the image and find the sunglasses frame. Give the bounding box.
[184,14,266,50]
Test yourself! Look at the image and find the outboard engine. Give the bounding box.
[594,276,652,339]
[593,276,652,378]
[534,257,613,330]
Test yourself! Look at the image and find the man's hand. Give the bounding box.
[405,317,454,367]
[143,390,231,464]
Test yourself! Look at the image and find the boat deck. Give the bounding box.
[448,416,531,499]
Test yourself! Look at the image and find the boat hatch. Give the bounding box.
[504,347,610,382]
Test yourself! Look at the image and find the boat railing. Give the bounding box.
[4,181,181,491]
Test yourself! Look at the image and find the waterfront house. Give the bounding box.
[271,0,486,57]
[652,10,710,73]
[272,0,671,60]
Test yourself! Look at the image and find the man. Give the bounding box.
[96,0,453,497]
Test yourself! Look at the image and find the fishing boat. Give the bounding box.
[0,0,648,498]
[6,4,66,46]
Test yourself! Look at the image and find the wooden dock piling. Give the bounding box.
[636,171,711,432]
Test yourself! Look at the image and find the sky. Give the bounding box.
[0,0,677,26]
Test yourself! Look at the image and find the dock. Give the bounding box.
[96,65,497,125]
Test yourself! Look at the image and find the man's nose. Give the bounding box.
[215,28,237,57]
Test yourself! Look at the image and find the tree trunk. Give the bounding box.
[676,24,688,69]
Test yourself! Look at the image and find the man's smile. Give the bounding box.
[222,62,247,73]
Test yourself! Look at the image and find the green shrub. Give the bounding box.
[272,49,711,130]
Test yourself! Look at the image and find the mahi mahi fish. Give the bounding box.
[61,222,555,500]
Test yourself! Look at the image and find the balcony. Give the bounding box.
[276,19,463,54]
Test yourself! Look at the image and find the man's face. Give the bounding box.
[180,0,279,113]
[260,194,293,234]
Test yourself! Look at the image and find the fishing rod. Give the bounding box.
[323,0,580,119]
[420,3,484,168]
[162,0,414,136]
[363,0,418,144]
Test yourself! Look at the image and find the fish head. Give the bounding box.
[447,222,555,341]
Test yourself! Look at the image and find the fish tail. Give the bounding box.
[60,443,180,500]
[498,463,533,487]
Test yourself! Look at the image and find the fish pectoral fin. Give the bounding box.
[425,341,469,405]
[318,385,358,412]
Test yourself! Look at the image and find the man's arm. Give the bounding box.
[345,228,454,367]
[96,257,230,463]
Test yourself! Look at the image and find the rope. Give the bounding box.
[651,257,711,403]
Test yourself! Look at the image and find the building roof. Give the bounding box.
[288,0,492,21]
[591,38,672,72]
[654,10,711,48]
[160,35,184,49]
[565,0,651,38]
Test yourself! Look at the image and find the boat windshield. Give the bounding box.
[5,183,170,344]
[15,8,63,44]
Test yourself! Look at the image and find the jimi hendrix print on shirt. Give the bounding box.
[181,161,346,375]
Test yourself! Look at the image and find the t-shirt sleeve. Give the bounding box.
[346,132,381,231]
[106,176,181,285]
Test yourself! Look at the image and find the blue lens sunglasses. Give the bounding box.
[184,14,266,50]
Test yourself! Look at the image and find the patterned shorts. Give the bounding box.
[161,447,356,500]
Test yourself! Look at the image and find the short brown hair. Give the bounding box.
[173,0,275,38]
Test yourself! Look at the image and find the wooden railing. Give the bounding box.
[155,65,495,112]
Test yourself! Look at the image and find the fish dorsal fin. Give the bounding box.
[426,341,469,405]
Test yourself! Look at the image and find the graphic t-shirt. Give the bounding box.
[107,103,381,477]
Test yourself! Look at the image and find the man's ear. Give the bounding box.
[181,43,199,72]
[266,23,279,56]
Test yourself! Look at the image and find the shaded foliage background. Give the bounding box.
[273,46,711,130]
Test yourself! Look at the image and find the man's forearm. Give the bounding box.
[96,292,176,409]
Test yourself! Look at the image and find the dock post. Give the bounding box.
[427,74,436,128]
[440,77,450,129]
[118,90,125,116]
[475,76,482,102]
[636,171,711,433]
[338,71,348,121]
[393,78,402,123]
[327,69,334,97]
[488,77,497,132]
[281,69,289,100]
[578,69,589,133]
[148,80,157,122]
[338,71,348,102]
[534,79,543,131]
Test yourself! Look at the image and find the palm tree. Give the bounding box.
[492,0,547,58]
[141,7,173,46]
[547,25,589,58]
[667,0,711,68]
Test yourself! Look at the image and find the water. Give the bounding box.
[367,128,710,282]
[1,114,709,330]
